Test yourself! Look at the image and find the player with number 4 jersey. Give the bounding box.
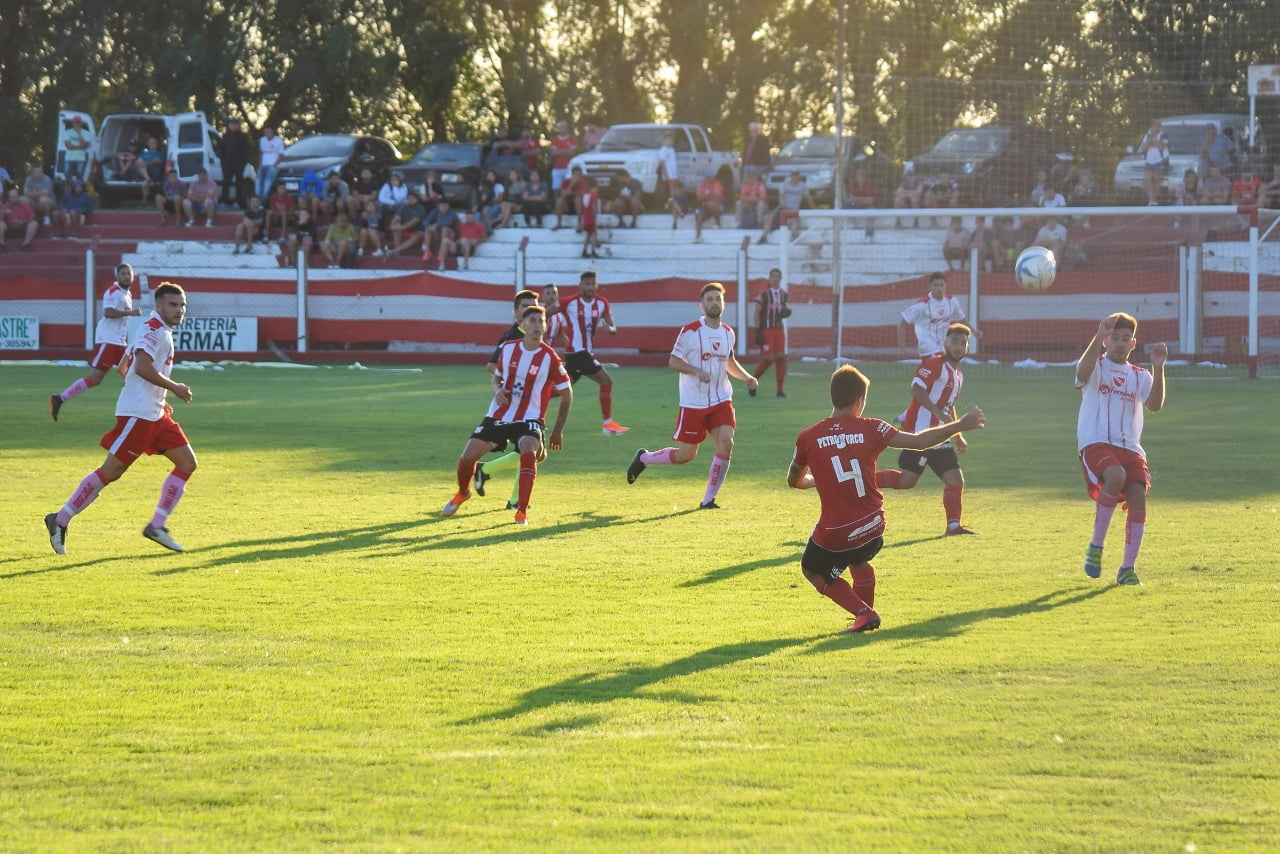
[788,364,985,633]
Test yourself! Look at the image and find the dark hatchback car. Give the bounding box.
[396,142,485,209]
[763,134,895,207]
[273,134,402,194]
[903,123,1073,206]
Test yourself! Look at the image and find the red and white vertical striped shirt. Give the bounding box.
[486,339,571,423]
[1076,357,1152,455]
[902,353,964,436]
[560,294,610,354]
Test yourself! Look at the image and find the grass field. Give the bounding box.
[2,359,1278,851]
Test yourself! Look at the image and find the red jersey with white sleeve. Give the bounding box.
[116,312,175,421]
[487,339,570,423]
[94,282,133,346]
[672,318,737,409]
[560,295,610,353]
[901,294,965,356]
[793,416,899,551]
[902,354,963,437]
[1076,356,1153,455]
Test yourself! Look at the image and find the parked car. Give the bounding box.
[1112,113,1267,203]
[567,123,738,205]
[54,109,254,206]
[397,142,484,209]
[763,134,895,207]
[903,123,1074,206]
[273,134,402,195]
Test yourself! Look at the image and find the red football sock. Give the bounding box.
[456,458,476,492]
[599,383,613,421]
[851,564,876,608]
[943,484,963,527]
[753,361,769,379]
[808,574,868,617]
[516,451,537,511]
[775,356,787,393]
[876,469,902,489]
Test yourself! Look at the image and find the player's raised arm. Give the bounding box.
[1147,341,1168,412]
[1075,315,1116,386]
[889,407,984,451]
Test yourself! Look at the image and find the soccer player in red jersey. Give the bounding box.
[626,282,759,509]
[45,283,197,554]
[50,263,143,421]
[750,267,791,398]
[875,322,979,535]
[444,305,573,525]
[1076,313,1167,586]
[789,364,985,632]
[560,270,628,435]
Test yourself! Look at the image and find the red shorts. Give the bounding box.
[88,342,127,371]
[759,327,786,355]
[100,409,190,465]
[1080,443,1149,500]
[673,401,736,445]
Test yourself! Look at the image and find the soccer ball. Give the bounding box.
[1014,245,1057,291]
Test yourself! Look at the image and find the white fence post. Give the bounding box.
[296,253,307,354]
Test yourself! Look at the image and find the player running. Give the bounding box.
[50,263,143,420]
[45,283,197,554]
[560,270,628,435]
[444,305,573,525]
[875,322,979,536]
[1075,312,1167,586]
[626,282,758,509]
[789,364,985,632]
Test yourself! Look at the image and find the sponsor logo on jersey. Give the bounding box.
[817,432,865,449]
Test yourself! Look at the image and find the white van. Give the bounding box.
[54,110,254,205]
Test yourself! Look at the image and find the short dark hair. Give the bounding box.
[520,305,546,322]
[1112,312,1138,335]
[115,263,132,275]
[579,271,596,282]
[830,364,869,409]
[513,289,538,308]
[153,282,185,300]
[946,322,972,338]
[701,282,725,298]
[930,272,947,284]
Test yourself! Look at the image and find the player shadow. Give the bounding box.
[802,586,1113,653]
[677,543,807,587]
[881,532,952,549]
[457,634,823,725]
[1,555,126,579]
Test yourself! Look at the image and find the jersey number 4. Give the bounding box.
[829,456,867,496]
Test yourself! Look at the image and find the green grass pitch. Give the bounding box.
[2,360,1278,850]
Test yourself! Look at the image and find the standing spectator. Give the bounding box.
[137,137,167,204]
[52,178,93,239]
[356,200,385,257]
[893,170,924,226]
[232,195,266,254]
[693,171,724,242]
[422,198,460,268]
[1037,181,1066,209]
[216,118,251,208]
[296,169,324,220]
[184,169,219,227]
[286,208,318,267]
[22,164,56,225]
[1262,162,1280,209]
[456,210,487,269]
[751,268,791,398]
[519,126,543,172]
[320,172,351,222]
[579,178,602,259]
[941,216,971,270]
[1201,164,1231,205]
[377,172,408,219]
[265,182,296,242]
[582,119,606,152]
[553,165,588,230]
[349,167,379,219]
[736,170,768,230]
[741,121,771,182]
[1139,118,1169,206]
[548,119,579,202]
[388,192,427,256]
[1200,124,1237,180]
[256,126,285,199]
[154,169,187,226]
[320,212,358,267]
[657,132,679,191]
[759,171,810,244]
[521,171,551,226]
[1,186,39,251]
[897,272,967,358]
[610,168,644,228]
[63,115,93,183]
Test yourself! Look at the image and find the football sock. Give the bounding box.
[809,574,867,617]
[851,564,876,608]
[753,361,770,379]
[516,451,537,511]
[59,375,97,401]
[702,454,731,505]
[58,468,107,526]
[1092,490,1120,547]
[599,383,613,421]
[485,452,521,476]
[775,356,787,393]
[150,468,192,529]
[456,458,476,493]
[876,469,902,489]
[943,484,963,528]
[1123,509,1147,568]
[640,447,677,466]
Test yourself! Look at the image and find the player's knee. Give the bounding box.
[84,374,102,388]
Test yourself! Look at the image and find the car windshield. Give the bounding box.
[409,143,482,165]
[777,137,837,160]
[283,136,355,158]
[932,128,1010,156]
[1156,124,1215,155]
[597,127,671,151]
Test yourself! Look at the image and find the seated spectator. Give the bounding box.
[22,164,56,225]
[232,195,266,254]
[1067,168,1100,206]
[52,178,93,239]
[320,212,359,267]
[265,182,296,242]
[758,171,811,244]
[521,172,551,227]
[499,169,524,229]
[893,170,924,226]
[154,170,187,226]
[349,167,379,219]
[456,210,487,269]
[1263,162,1280,209]
[669,179,688,229]
[1033,215,1069,268]
[845,164,879,239]
[296,169,325,219]
[610,168,644,229]
[968,216,996,273]
[418,170,445,206]
[1201,164,1231,205]
[478,170,504,233]
[388,192,427,256]
[320,172,351,223]
[941,216,971,270]
[554,165,588,230]
[356,200,386,257]
[1036,181,1066,209]
[694,171,724,241]
[184,169,219,227]
[580,178,602,259]
[1,186,39,251]
[1029,168,1048,205]
[286,208,318,267]
[0,162,12,193]
[377,173,407,219]
[138,137,167,203]
[1231,167,1263,206]
[991,215,1022,271]
[112,143,144,182]
[422,198,461,267]
[735,170,767,231]
[1175,169,1202,206]
[922,174,959,223]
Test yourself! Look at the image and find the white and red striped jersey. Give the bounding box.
[756,286,789,329]
[487,339,571,423]
[560,294,611,354]
[94,282,133,346]
[901,294,965,356]
[545,310,567,352]
[1076,356,1153,455]
[902,353,964,438]
[116,312,174,420]
[672,318,737,409]
[792,415,899,551]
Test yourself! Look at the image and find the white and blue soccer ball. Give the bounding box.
[1015,245,1057,291]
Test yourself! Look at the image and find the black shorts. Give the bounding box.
[564,350,602,381]
[471,416,544,453]
[897,446,960,477]
[802,537,884,583]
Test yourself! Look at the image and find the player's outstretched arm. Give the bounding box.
[547,385,573,451]
[1075,315,1114,386]
[1147,342,1168,412]
[890,407,984,451]
[134,350,192,403]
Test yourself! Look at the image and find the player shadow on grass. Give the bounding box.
[457,634,825,725]
[677,543,807,587]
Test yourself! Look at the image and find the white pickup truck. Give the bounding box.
[567,123,738,205]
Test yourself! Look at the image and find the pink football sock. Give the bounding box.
[58,468,107,526]
[641,448,676,466]
[149,469,192,529]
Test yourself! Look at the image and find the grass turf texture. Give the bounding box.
[2,361,1277,850]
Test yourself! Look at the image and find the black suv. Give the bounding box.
[274,134,402,195]
[903,123,1073,206]
[397,142,485,209]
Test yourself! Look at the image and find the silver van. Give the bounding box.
[1112,113,1266,202]
[54,110,254,205]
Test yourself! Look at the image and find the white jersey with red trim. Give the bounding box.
[94,282,133,346]
[902,353,964,438]
[1076,356,1152,455]
[116,311,174,421]
[901,294,965,356]
[546,311,567,353]
[561,294,610,353]
[487,339,571,423]
[672,318,737,409]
